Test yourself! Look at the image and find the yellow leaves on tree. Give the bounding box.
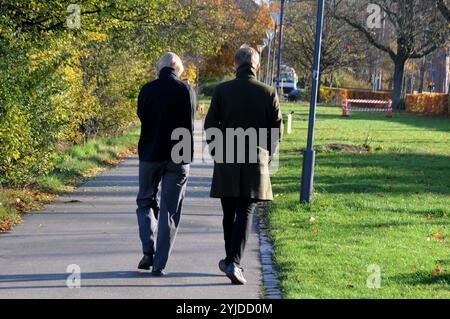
[181,63,198,87]
[201,0,274,77]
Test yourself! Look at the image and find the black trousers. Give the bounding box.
[220,197,258,266]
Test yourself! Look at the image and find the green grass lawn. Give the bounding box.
[269,103,449,298]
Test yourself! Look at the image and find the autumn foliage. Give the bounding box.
[405,94,450,116]
[200,0,274,77]
[1,0,268,186]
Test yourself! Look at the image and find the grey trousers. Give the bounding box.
[136,161,189,270]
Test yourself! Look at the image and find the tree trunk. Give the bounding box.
[392,57,406,110]
[418,57,426,93]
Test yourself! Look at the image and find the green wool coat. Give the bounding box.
[204,65,283,201]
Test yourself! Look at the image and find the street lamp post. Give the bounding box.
[300,0,325,204]
[275,0,286,95]
[270,12,280,87]
[264,29,275,84]
[256,44,266,81]
[263,38,271,84]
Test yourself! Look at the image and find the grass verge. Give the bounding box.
[269,103,449,298]
[0,128,140,232]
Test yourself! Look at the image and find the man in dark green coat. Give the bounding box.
[204,45,282,285]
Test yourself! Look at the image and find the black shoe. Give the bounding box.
[151,268,165,276]
[138,255,153,270]
[225,263,247,285]
[219,259,228,273]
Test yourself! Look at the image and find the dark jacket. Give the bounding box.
[137,67,196,163]
[204,64,283,201]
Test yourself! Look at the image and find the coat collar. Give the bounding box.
[236,64,257,80]
[159,67,178,80]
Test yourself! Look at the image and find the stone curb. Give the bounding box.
[256,204,282,299]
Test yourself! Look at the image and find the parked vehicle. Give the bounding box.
[287,89,301,102]
[279,65,298,94]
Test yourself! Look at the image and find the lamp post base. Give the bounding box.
[300,149,316,203]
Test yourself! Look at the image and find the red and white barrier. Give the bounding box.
[342,98,393,117]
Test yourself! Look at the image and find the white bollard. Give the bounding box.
[287,113,292,134]
[283,112,293,135]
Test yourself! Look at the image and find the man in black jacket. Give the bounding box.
[136,52,196,276]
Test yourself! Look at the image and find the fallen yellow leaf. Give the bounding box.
[432,267,441,277]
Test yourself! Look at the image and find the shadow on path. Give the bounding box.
[0,271,223,283]
[273,152,450,196]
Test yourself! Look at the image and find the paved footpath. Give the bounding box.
[0,121,262,299]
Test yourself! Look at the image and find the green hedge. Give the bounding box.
[0,45,64,186]
[0,39,140,187]
[199,76,234,97]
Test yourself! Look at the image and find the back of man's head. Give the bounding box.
[156,52,184,77]
[234,44,260,69]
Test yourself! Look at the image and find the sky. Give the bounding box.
[253,0,270,5]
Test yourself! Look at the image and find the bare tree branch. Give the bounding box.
[333,14,396,60]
